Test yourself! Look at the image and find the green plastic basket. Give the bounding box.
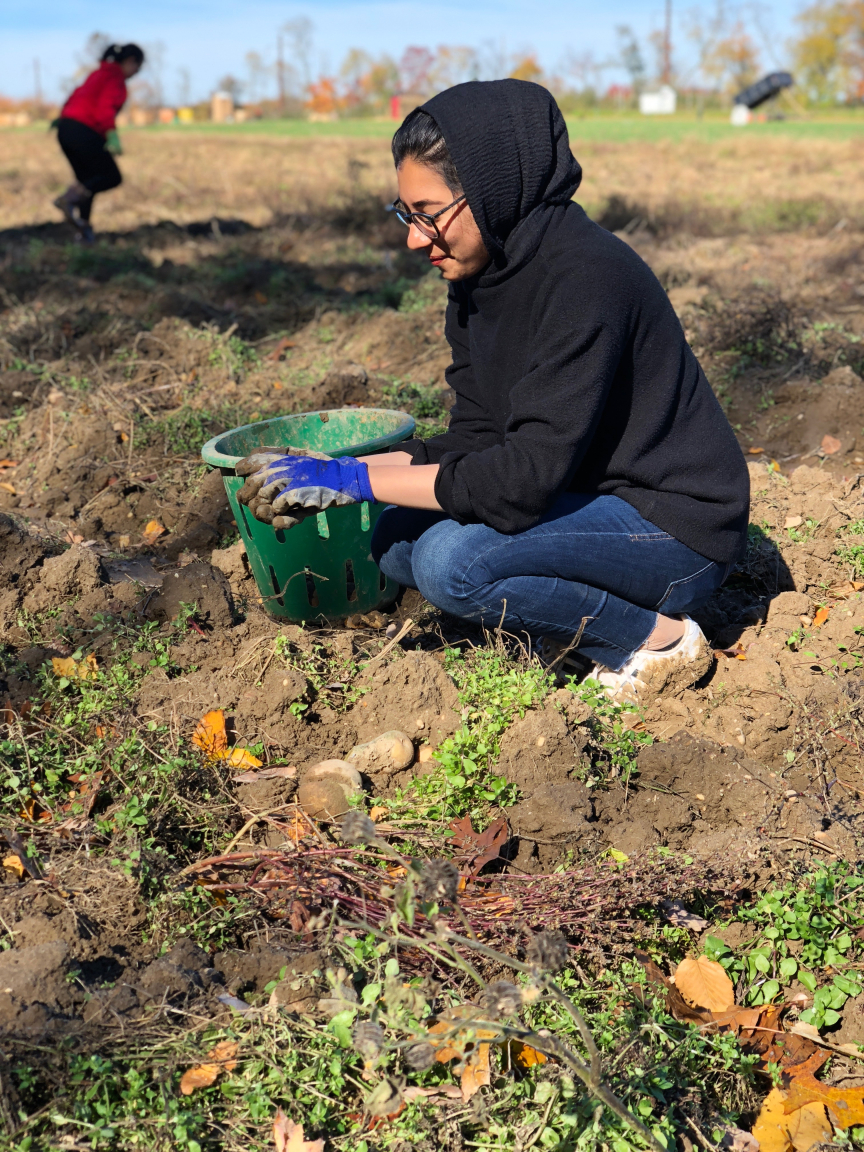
[201,408,415,621]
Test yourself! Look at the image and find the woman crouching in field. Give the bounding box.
[53,43,144,243]
[237,79,749,705]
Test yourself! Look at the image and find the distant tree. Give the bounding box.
[792,0,864,103]
[245,51,271,103]
[217,75,244,101]
[702,22,760,93]
[282,17,314,91]
[399,46,435,94]
[616,25,646,95]
[429,45,479,89]
[686,2,762,98]
[340,49,398,113]
[305,76,339,116]
[509,54,544,83]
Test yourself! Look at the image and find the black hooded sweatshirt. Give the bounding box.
[393,79,750,566]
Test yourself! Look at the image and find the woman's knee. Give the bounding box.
[411,520,489,610]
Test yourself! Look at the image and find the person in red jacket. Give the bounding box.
[54,43,144,242]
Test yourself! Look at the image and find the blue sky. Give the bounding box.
[2,0,804,103]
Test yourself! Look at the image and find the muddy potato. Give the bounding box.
[346,730,414,775]
[304,760,362,788]
[297,760,363,819]
[297,777,353,820]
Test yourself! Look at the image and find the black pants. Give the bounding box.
[57,118,121,219]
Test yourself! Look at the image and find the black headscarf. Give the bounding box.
[420,79,582,268]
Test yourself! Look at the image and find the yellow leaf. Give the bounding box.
[0,481,16,495]
[608,847,629,863]
[509,1039,548,1069]
[142,519,165,543]
[224,746,263,769]
[179,1063,221,1095]
[769,459,781,473]
[179,1040,239,1095]
[813,606,831,628]
[787,1101,833,1151]
[752,1088,794,1152]
[51,653,98,681]
[673,955,735,1013]
[2,854,24,879]
[192,710,228,758]
[273,1109,325,1152]
[748,447,765,454]
[369,806,388,822]
[753,1087,833,1152]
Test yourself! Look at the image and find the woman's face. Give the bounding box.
[396,157,489,281]
[120,58,142,79]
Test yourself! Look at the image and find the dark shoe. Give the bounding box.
[76,224,95,246]
[53,192,77,224]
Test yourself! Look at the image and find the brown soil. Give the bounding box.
[2,138,864,1049]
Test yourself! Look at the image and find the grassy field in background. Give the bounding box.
[11,108,864,145]
[3,110,864,234]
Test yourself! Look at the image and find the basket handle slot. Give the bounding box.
[268,565,285,607]
[237,501,253,539]
[305,568,319,608]
[345,559,358,603]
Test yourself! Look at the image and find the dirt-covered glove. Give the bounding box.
[235,445,375,529]
[105,129,122,156]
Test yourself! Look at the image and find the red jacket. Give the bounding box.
[61,61,127,137]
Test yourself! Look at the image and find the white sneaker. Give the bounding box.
[590,616,712,706]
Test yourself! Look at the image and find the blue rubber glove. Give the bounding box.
[237,451,375,528]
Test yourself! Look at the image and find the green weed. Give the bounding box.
[134,405,242,455]
[705,864,864,1019]
[409,646,552,820]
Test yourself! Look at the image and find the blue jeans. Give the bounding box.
[371,494,730,671]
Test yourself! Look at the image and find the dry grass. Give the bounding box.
[2,125,864,234]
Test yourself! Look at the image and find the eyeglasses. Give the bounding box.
[391,195,466,239]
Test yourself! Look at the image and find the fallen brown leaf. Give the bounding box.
[0,481,17,495]
[812,606,831,628]
[753,1087,833,1152]
[273,1109,324,1152]
[2,854,25,879]
[748,447,765,454]
[660,899,709,931]
[223,746,263,769]
[821,434,842,455]
[51,653,98,681]
[428,1004,499,1100]
[266,337,297,361]
[179,1040,239,1095]
[192,709,228,758]
[633,951,714,1025]
[674,955,735,1013]
[0,459,18,468]
[448,815,508,877]
[782,1073,864,1128]
[509,1039,548,1069]
[142,519,165,543]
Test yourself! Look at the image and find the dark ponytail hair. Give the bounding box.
[391,109,462,193]
[101,43,145,66]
